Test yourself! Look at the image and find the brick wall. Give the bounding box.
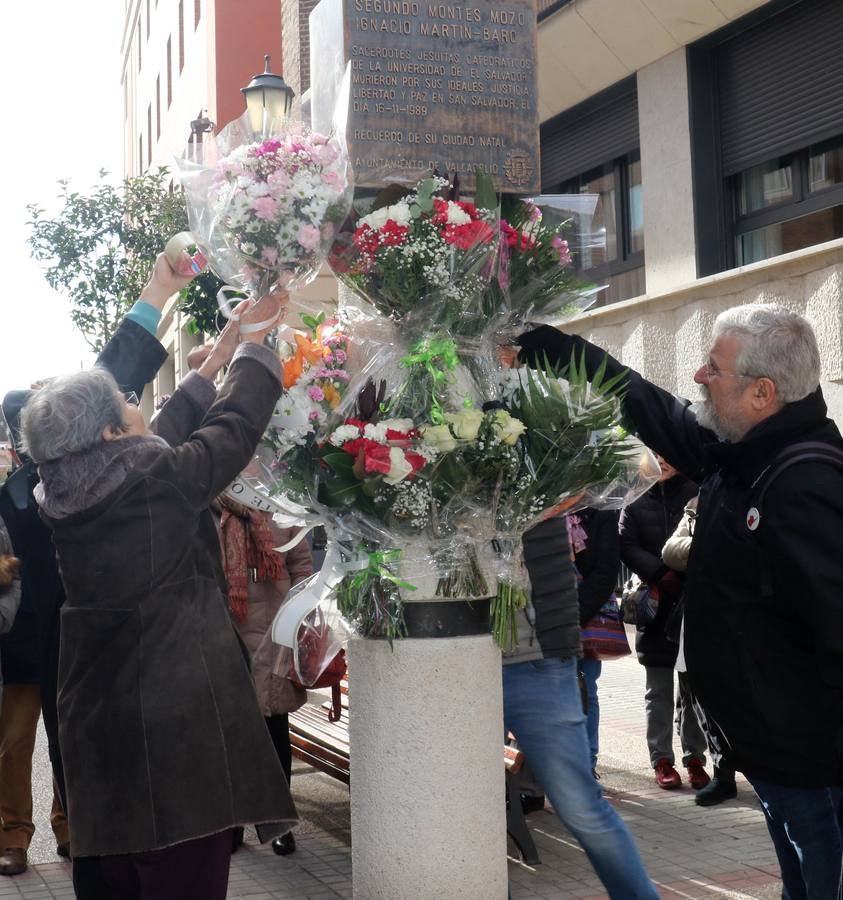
[282,0,319,97]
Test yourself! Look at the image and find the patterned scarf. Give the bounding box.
[216,494,285,621]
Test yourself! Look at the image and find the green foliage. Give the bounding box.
[26,168,224,352]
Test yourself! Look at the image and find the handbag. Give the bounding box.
[287,606,347,722]
[581,596,631,661]
[620,576,660,626]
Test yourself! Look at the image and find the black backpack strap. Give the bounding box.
[751,442,843,598]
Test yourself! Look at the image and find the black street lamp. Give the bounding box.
[189,110,215,143]
[241,55,295,136]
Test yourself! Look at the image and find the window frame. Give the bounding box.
[729,138,843,265]
[559,151,645,305]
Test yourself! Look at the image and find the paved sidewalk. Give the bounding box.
[11,652,781,899]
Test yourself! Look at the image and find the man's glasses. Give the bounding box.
[698,363,757,380]
[124,391,140,407]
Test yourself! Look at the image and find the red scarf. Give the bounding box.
[216,495,285,621]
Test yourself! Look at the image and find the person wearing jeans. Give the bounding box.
[746,778,842,900]
[505,516,658,899]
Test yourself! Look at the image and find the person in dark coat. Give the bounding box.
[567,508,620,774]
[0,253,192,881]
[19,291,296,900]
[518,303,843,899]
[0,515,21,712]
[619,454,708,791]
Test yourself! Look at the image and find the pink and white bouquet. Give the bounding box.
[177,113,352,301]
[262,314,353,502]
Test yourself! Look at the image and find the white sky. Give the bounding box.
[0,2,124,398]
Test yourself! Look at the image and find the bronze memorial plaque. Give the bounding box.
[310,0,539,192]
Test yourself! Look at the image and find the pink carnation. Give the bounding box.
[297,224,321,251]
[551,235,572,266]
[308,386,325,402]
[252,196,279,220]
[261,246,279,265]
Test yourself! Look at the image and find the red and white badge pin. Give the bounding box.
[746,507,760,531]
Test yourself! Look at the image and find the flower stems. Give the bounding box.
[491,580,528,651]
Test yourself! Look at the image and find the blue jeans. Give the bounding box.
[503,658,658,899]
[578,657,602,769]
[746,776,843,900]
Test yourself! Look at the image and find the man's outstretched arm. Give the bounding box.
[518,325,712,482]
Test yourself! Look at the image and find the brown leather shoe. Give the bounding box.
[0,847,27,876]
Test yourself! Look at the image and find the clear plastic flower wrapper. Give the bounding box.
[243,330,658,649]
[174,93,353,312]
[493,192,606,337]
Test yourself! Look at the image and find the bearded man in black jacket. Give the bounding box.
[519,303,843,900]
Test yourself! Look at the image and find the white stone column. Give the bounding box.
[637,48,697,295]
[348,634,508,900]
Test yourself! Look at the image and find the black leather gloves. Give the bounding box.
[516,325,576,369]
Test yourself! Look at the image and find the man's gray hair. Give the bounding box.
[712,303,820,403]
[21,368,126,463]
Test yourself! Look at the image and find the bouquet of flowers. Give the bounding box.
[328,176,498,340]
[302,340,655,648]
[176,112,352,303]
[493,194,599,332]
[262,313,352,503]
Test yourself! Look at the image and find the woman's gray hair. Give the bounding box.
[20,368,126,463]
[712,304,820,403]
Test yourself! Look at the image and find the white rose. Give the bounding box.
[383,446,414,485]
[490,410,526,446]
[444,409,484,441]
[420,424,455,453]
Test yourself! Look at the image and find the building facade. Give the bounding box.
[535,0,843,421]
[282,0,843,421]
[120,0,283,409]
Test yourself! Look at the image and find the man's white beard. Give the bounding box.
[690,398,747,442]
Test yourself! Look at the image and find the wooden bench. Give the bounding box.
[289,680,541,864]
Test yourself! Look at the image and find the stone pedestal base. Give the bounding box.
[348,634,507,900]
